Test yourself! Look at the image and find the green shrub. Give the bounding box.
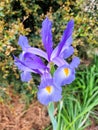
[0,0,97,88]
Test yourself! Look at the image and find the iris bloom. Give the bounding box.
[14,17,80,105]
[41,17,74,64]
[15,17,75,79]
[14,33,50,81]
[14,48,48,82]
[37,73,62,105]
[53,57,80,86]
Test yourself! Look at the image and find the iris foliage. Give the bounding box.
[45,57,98,130]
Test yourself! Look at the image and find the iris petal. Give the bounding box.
[45,86,52,94]
[26,47,48,60]
[24,52,47,70]
[37,76,62,105]
[57,20,74,56]
[21,71,32,82]
[61,46,74,59]
[14,56,33,72]
[18,35,30,50]
[51,36,73,59]
[70,57,80,68]
[53,64,75,86]
[52,57,68,66]
[41,17,53,61]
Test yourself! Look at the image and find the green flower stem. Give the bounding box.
[47,102,57,130]
[57,101,63,130]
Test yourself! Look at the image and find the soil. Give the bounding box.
[0,88,50,130]
[0,88,98,130]
[0,101,51,130]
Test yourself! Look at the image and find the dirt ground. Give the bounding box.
[0,101,50,130]
[0,88,98,130]
[0,87,50,130]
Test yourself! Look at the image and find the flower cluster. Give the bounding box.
[14,18,80,105]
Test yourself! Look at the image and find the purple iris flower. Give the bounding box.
[40,17,74,67]
[37,56,80,105]
[14,45,48,82]
[17,17,74,66]
[53,57,80,86]
[37,72,62,105]
[15,17,75,81]
[14,17,80,105]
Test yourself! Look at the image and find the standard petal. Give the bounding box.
[21,71,32,82]
[24,52,47,70]
[60,36,73,53]
[14,56,33,72]
[60,46,74,59]
[52,57,68,66]
[14,55,44,74]
[18,35,48,60]
[51,36,73,59]
[65,36,73,47]
[41,17,53,60]
[18,35,30,50]
[26,47,48,60]
[57,20,74,56]
[70,57,80,68]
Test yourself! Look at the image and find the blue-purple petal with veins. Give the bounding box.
[18,35,31,50]
[21,71,32,82]
[41,17,53,61]
[23,52,47,70]
[37,75,62,105]
[60,46,74,59]
[70,57,80,68]
[56,20,74,56]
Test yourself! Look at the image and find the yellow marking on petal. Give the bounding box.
[64,68,70,76]
[46,86,52,94]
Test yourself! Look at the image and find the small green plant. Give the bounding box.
[52,59,98,130]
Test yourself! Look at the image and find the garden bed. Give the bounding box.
[0,92,98,130]
[0,99,50,130]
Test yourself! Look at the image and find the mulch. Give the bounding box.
[0,87,98,130]
[0,87,50,130]
[0,101,50,130]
